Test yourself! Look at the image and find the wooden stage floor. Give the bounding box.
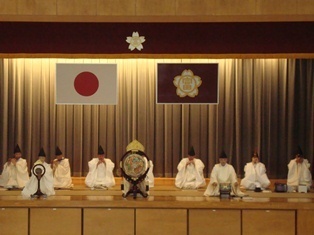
[1,177,314,210]
[1,178,314,235]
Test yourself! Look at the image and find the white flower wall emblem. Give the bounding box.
[126,32,145,51]
[173,69,202,98]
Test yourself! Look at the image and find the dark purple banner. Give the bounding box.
[157,63,218,104]
[0,22,313,54]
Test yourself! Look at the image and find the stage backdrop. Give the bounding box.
[0,58,313,178]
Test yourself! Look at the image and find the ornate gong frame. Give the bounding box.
[120,150,150,198]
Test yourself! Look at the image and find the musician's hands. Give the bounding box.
[11,158,17,165]
[97,159,105,166]
[212,182,218,187]
[186,160,195,166]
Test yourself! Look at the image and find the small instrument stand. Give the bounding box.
[31,164,47,199]
[219,183,231,199]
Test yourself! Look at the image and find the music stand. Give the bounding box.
[31,164,47,198]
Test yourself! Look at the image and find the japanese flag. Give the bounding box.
[56,63,117,105]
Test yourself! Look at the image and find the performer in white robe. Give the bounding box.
[146,160,154,188]
[0,157,13,187]
[0,145,29,189]
[22,148,55,197]
[204,151,245,197]
[287,146,312,191]
[240,152,270,190]
[51,147,73,189]
[0,172,4,187]
[175,146,206,189]
[85,145,115,189]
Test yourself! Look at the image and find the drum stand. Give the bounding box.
[123,182,148,199]
[122,170,149,199]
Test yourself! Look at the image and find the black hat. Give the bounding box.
[98,145,105,155]
[295,146,303,156]
[188,146,195,156]
[14,144,21,154]
[55,146,63,156]
[252,151,259,158]
[38,147,46,157]
[219,151,228,159]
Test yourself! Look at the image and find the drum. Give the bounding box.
[120,150,150,183]
[120,140,150,198]
[122,152,147,179]
[219,183,231,192]
[219,183,231,199]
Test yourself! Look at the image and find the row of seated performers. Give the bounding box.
[0,145,311,197]
[0,144,154,197]
[176,146,312,196]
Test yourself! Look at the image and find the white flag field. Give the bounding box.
[56,63,118,105]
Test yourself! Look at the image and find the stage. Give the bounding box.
[0,178,313,235]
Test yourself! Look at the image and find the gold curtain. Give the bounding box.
[0,58,313,178]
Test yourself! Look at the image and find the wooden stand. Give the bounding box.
[31,164,47,199]
[123,183,148,199]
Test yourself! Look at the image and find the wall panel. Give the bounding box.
[0,208,28,235]
[242,209,295,235]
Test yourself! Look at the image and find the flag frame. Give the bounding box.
[56,63,118,105]
[156,63,219,105]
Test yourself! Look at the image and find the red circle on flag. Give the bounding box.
[74,72,99,96]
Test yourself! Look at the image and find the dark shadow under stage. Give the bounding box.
[0,178,314,235]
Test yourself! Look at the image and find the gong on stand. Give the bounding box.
[31,164,47,199]
[120,150,150,199]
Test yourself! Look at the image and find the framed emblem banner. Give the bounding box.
[157,63,219,104]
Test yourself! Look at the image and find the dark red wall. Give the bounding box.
[1,22,313,54]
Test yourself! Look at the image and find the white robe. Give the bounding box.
[287,159,312,189]
[146,160,154,188]
[0,164,10,187]
[204,163,245,197]
[175,158,206,189]
[0,158,29,188]
[240,162,270,190]
[52,158,73,188]
[0,173,4,186]
[22,160,55,197]
[85,158,115,188]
